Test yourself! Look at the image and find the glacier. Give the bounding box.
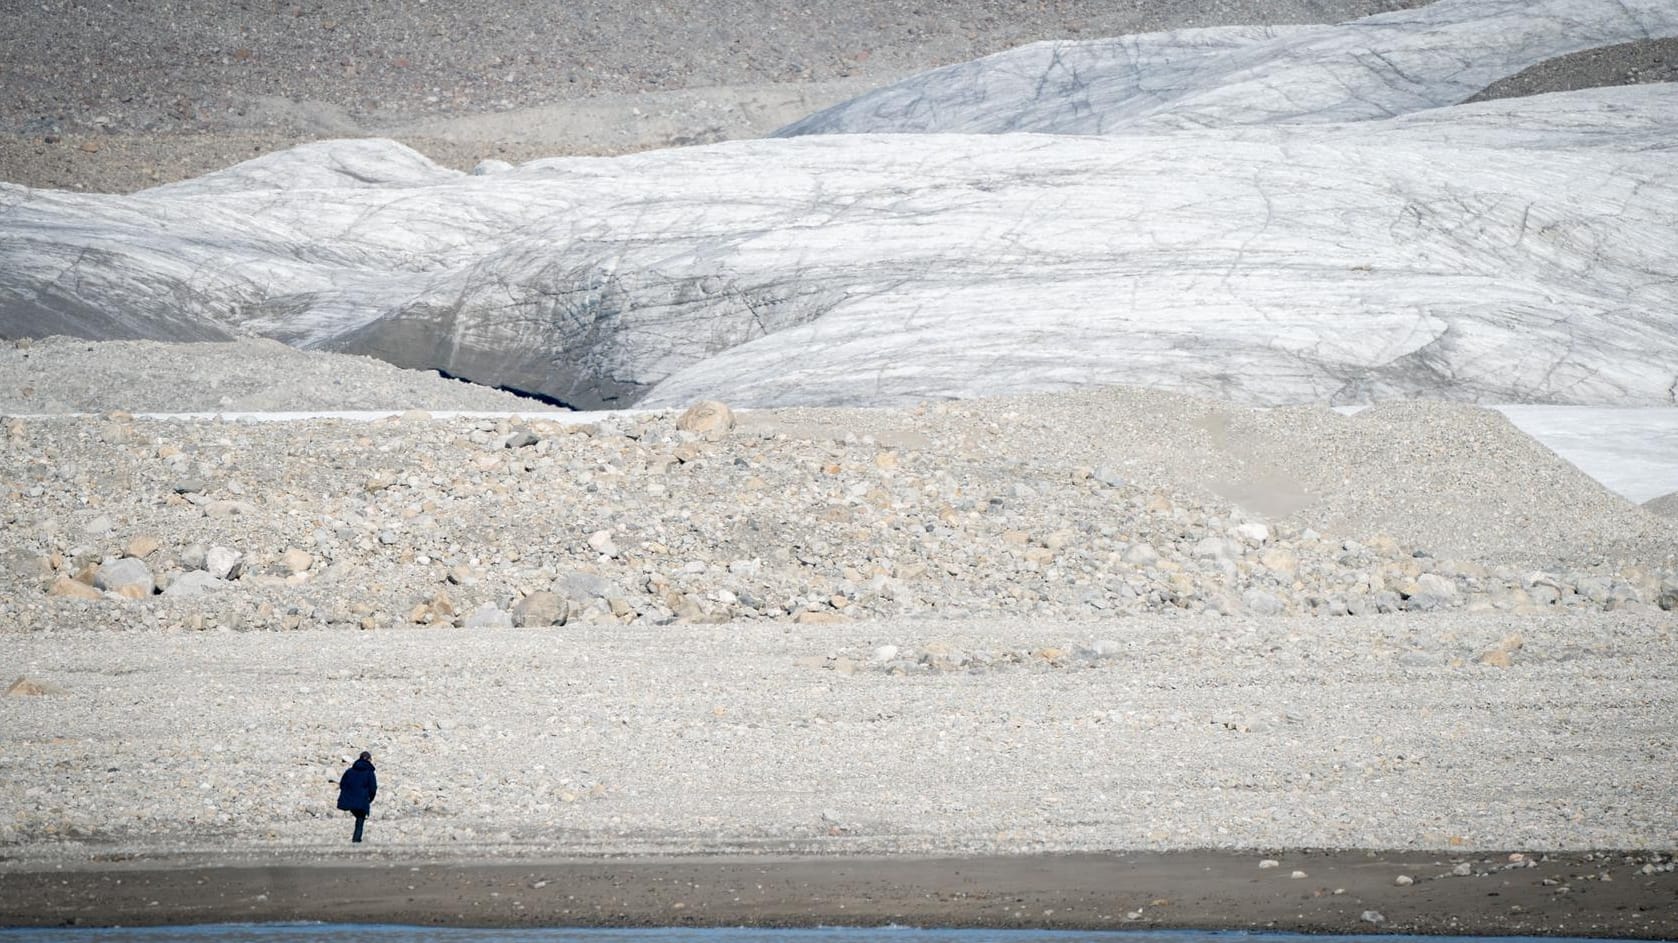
[776,0,1678,136]
[1,0,1675,411]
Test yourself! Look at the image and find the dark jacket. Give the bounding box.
[336,758,377,812]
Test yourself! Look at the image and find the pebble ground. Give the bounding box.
[3,614,1675,861]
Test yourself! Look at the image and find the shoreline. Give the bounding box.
[2,851,1675,936]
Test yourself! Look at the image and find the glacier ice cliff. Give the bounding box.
[1,0,1675,409]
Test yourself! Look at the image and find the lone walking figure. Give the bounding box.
[336,751,378,843]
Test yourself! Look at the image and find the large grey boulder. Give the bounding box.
[93,558,154,598]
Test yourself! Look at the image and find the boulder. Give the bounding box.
[163,571,229,597]
[94,557,154,598]
[204,546,242,580]
[513,591,569,628]
[279,547,314,574]
[676,400,735,435]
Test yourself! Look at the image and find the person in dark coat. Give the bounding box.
[336,751,378,843]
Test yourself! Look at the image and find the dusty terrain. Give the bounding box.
[2,0,1435,192]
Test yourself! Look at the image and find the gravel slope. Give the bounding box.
[1465,36,1678,102]
[2,0,1430,192]
[1,1,1429,137]
[4,386,1673,643]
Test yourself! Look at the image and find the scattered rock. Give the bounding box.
[0,396,1671,637]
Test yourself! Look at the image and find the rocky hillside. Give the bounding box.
[4,390,1672,638]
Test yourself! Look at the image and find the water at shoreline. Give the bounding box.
[1,927,1669,943]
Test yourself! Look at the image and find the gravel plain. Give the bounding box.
[4,613,1676,863]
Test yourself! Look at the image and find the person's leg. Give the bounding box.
[352,810,366,843]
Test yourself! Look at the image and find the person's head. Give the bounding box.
[358,751,372,762]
